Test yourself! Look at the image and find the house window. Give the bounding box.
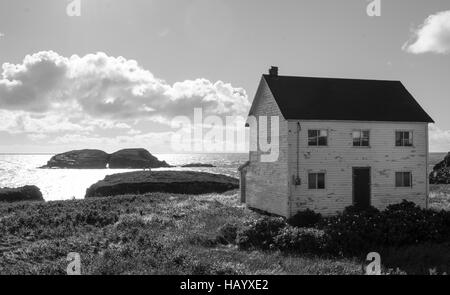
[308,172,326,189]
[395,172,412,187]
[395,131,413,147]
[353,130,370,147]
[308,130,328,146]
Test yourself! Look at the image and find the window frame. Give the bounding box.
[308,129,329,147]
[308,171,326,190]
[395,130,414,147]
[395,171,413,188]
[352,129,371,147]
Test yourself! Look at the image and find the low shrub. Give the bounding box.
[323,208,384,257]
[380,201,450,246]
[235,201,450,258]
[287,209,322,228]
[236,217,286,250]
[273,226,326,254]
[323,200,450,256]
[216,222,239,245]
[342,205,380,216]
[115,214,148,230]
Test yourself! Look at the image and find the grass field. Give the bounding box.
[0,185,449,275]
[0,191,363,275]
[429,184,450,211]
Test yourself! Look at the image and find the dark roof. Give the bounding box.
[261,74,434,123]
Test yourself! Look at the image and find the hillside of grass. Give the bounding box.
[1,185,449,275]
[0,191,362,275]
[429,184,450,211]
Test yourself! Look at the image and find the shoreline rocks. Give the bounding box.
[0,185,44,202]
[85,171,239,198]
[41,148,171,169]
[430,152,450,184]
[181,163,215,168]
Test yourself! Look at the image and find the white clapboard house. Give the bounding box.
[239,67,434,217]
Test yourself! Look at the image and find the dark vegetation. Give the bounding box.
[235,201,450,275]
[0,192,362,275]
[1,186,449,274]
[0,185,44,203]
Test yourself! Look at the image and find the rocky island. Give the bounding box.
[41,148,171,169]
[108,149,170,169]
[85,171,239,198]
[41,149,110,169]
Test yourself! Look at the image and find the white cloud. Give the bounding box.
[27,133,48,141]
[0,51,250,150]
[0,110,89,134]
[429,124,450,152]
[0,51,249,118]
[0,33,4,38]
[403,10,450,54]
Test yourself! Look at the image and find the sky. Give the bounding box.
[0,0,449,153]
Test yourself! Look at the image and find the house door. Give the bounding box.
[240,170,246,203]
[353,167,371,208]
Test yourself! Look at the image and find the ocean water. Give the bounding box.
[0,153,248,201]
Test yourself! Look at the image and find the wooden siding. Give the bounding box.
[245,78,290,217]
[287,120,429,216]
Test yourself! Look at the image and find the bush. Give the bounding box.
[287,209,322,228]
[216,222,239,245]
[236,217,286,250]
[323,200,450,256]
[380,201,434,246]
[234,202,450,258]
[378,201,450,246]
[273,226,326,254]
[342,205,380,216]
[323,208,384,257]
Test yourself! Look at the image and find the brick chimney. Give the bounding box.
[269,66,278,76]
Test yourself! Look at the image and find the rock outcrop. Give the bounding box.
[0,185,44,202]
[41,148,170,169]
[430,152,450,184]
[181,163,215,168]
[85,171,239,198]
[109,148,170,169]
[42,149,109,169]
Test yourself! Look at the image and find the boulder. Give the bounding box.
[42,149,109,169]
[108,148,171,169]
[181,163,215,168]
[430,152,450,184]
[85,171,239,198]
[0,185,44,202]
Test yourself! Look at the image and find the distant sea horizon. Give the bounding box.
[0,153,248,201]
[0,152,447,202]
